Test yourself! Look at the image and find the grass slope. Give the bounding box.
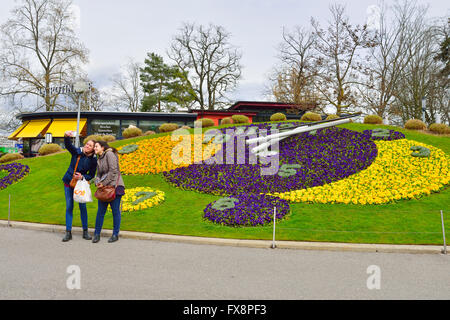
[0,122,449,245]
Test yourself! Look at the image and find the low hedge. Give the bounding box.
[364,115,383,124]
[301,112,322,122]
[194,118,215,128]
[405,119,427,130]
[122,127,143,139]
[159,123,179,133]
[220,117,233,125]
[270,113,287,121]
[231,115,250,124]
[38,144,63,156]
[0,153,24,163]
[429,123,450,135]
[326,114,340,120]
[83,135,116,145]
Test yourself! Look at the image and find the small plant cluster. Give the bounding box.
[0,162,30,190]
[115,187,165,212]
[0,153,24,163]
[404,119,449,134]
[203,193,290,227]
[83,134,116,145]
[300,112,322,122]
[38,143,62,156]
[362,128,406,141]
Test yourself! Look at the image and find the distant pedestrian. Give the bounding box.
[92,141,125,243]
[62,131,97,242]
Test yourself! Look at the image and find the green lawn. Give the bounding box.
[0,122,449,245]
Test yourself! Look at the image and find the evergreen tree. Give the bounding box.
[140,53,194,112]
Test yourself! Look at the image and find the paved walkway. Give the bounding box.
[0,227,449,300]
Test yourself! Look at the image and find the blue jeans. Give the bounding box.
[94,196,122,236]
[64,185,88,231]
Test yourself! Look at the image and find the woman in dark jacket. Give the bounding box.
[62,131,97,242]
[92,140,125,243]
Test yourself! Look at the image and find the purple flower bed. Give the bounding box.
[362,129,405,141]
[163,124,378,196]
[0,162,30,190]
[204,193,290,227]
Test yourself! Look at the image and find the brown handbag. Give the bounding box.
[69,156,81,189]
[94,174,120,202]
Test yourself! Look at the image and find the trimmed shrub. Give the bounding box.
[429,123,450,135]
[326,114,340,121]
[220,117,233,125]
[122,127,143,139]
[301,112,322,122]
[0,153,24,163]
[83,135,102,145]
[270,113,287,121]
[194,118,215,128]
[159,123,179,133]
[144,130,156,136]
[364,115,383,124]
[101,135,116,142]
[231,115,250,124]
[405,119,427,130]
[38,143,63,156]
[83,135,116,145]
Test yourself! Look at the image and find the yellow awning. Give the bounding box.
[14,120,51,139]
[8,121,30,140]
[45,118,87,138]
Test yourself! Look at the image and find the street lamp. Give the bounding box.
[45,133,53,144]
[74,81,89,148]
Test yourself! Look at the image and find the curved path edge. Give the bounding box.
[0,219,445,255]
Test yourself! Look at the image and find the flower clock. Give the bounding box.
[118,123,450,227]
[0,162,30,190]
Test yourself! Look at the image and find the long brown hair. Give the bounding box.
[95,140,118,154]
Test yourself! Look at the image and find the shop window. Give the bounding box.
[90,120,120,137]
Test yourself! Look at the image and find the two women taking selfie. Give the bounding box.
[62,131,125,243]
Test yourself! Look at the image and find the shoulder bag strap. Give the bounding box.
[73,155,81,173]
[114,153,120,188]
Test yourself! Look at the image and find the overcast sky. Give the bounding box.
[0,0,449,104]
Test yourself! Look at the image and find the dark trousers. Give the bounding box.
[64,185,88,231]
[94,195,122,236]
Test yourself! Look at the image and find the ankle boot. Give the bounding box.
[83,229,92,240]
[92,234,100,243]
[62,231,72,242]
[108,234,119,243]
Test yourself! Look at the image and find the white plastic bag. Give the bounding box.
[73,178,93,203]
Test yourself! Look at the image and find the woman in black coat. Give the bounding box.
[61,131,97,242]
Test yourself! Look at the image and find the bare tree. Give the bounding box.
[311,3,377,115]
[110,58,143,112]
[358,1,425,119]
[167,22,242,110]
[390,16,446,125]
[268,26,321,108]
[0,0,88,111]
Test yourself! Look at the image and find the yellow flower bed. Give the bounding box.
[270,139,450,205]
[118,134,221,175]
[116,187,165,212]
